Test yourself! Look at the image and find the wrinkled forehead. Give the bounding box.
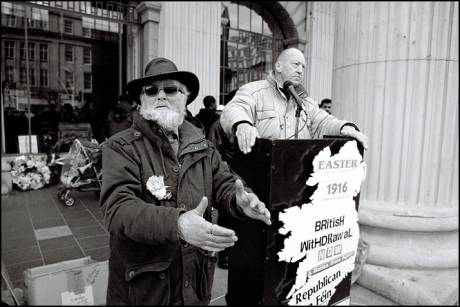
[148,79,183,87]
[279,50,305,65]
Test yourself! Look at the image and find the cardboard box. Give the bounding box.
[24,257,108,305]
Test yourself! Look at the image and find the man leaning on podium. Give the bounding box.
[219,47,369,305]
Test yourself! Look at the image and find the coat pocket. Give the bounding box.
[126,261,172,305]
[256,109,276,121]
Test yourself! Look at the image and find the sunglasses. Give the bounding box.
[142,85,183,97]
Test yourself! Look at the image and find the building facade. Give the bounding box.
[1,1,458,304]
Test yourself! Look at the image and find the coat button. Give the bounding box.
[134,131,141,137]
[159,273,166,280]
[184,280,190,288]
[179,203,186,209]
[129,271,135,279]
[172,166,179,173]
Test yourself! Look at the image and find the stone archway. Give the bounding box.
[235,1,300,53]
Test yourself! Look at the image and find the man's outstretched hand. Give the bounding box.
[177,197,238,252]
[234,179,271,225]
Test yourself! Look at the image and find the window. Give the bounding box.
[64,19,73,34]
[65,45,73,62]
[65,70,73,89]
[40,44,48,61]
[29,68,35,85]
[19,42,35,59]
[40,69,48,87]
[83,47,91,64]
[84,72,92,90]
[82,27,91,37]
[28,43,35,60]
[5,66,15,82]
[3,15,16,27]
[20,68,27,85]
[5,41,15,58]
[220,2,283,103]
[20,42,25,59]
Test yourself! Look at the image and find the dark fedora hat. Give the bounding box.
[127,57,199,104]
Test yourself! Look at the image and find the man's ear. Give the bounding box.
[275,60,282,72]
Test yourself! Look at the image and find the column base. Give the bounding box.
[356,264,458,305]
[356,201,458,304]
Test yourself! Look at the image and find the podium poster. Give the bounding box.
[228,137,366,306]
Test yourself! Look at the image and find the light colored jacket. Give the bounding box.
[221,72,352,140]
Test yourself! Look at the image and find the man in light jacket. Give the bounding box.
[219,47,368,305]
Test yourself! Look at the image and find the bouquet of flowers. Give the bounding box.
[10,155,51,191]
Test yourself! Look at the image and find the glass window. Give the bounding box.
[65,70,73,89]
[28,42,35,59]
[29,68,35,86]
[5,66,15,81]
[1,1,131,153]
[220,2,283,104]
[5,41,15,58]
[82,27,91,37]
[20,42,25,59]
[84,72,92,90]
[83,47,91,64]
[64,19,73,34]
[65,45,73,62]
[40,43,48,61]
[40,69,48,87]
[19,68,27,85]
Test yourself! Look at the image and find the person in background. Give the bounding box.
[100,57,271,305]
[195,95,220,138]
[319,98,332,114]
[101,94,136,139]
[219,47,368,305]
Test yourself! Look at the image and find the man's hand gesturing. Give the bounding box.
[177,197,238,252]
[234,179,271,225]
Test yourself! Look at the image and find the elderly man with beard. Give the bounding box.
[100,57,271,305]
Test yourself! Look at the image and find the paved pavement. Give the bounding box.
[1,184,386,305]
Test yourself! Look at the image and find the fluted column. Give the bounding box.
[332,2,458,304]
[135,1,162,76]
[304,2,336,103]
[158,1,221,115]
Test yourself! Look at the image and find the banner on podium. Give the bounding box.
[275,140,366,305]
[227,137,366,306]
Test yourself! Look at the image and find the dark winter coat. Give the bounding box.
[100,111,245,305]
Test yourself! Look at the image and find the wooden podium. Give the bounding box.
[225,137,366,306]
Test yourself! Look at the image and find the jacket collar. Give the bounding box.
[131,110,207,155]
[266,71,309,99]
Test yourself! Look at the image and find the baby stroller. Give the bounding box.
[52,138,103,206]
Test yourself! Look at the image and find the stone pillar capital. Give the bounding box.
[136,1,162,24]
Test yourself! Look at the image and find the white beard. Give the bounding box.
[139,104,185,132]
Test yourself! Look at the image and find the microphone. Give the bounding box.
[283,81,304,111]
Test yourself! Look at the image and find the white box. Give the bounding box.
[23,257,108,305]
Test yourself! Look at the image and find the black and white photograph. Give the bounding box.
[1,1,458,306]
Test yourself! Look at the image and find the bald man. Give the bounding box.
[219,48,368,305]
[221,47,368,153]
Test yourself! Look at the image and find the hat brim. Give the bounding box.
[127,71,199,105]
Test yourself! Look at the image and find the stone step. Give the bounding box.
[356,264,458,305]
[350,283,397,305]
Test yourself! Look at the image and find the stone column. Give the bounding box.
[304,2,336,103]
[135,1,162,77]
[157,2,221,115]
[332,2,458,305]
